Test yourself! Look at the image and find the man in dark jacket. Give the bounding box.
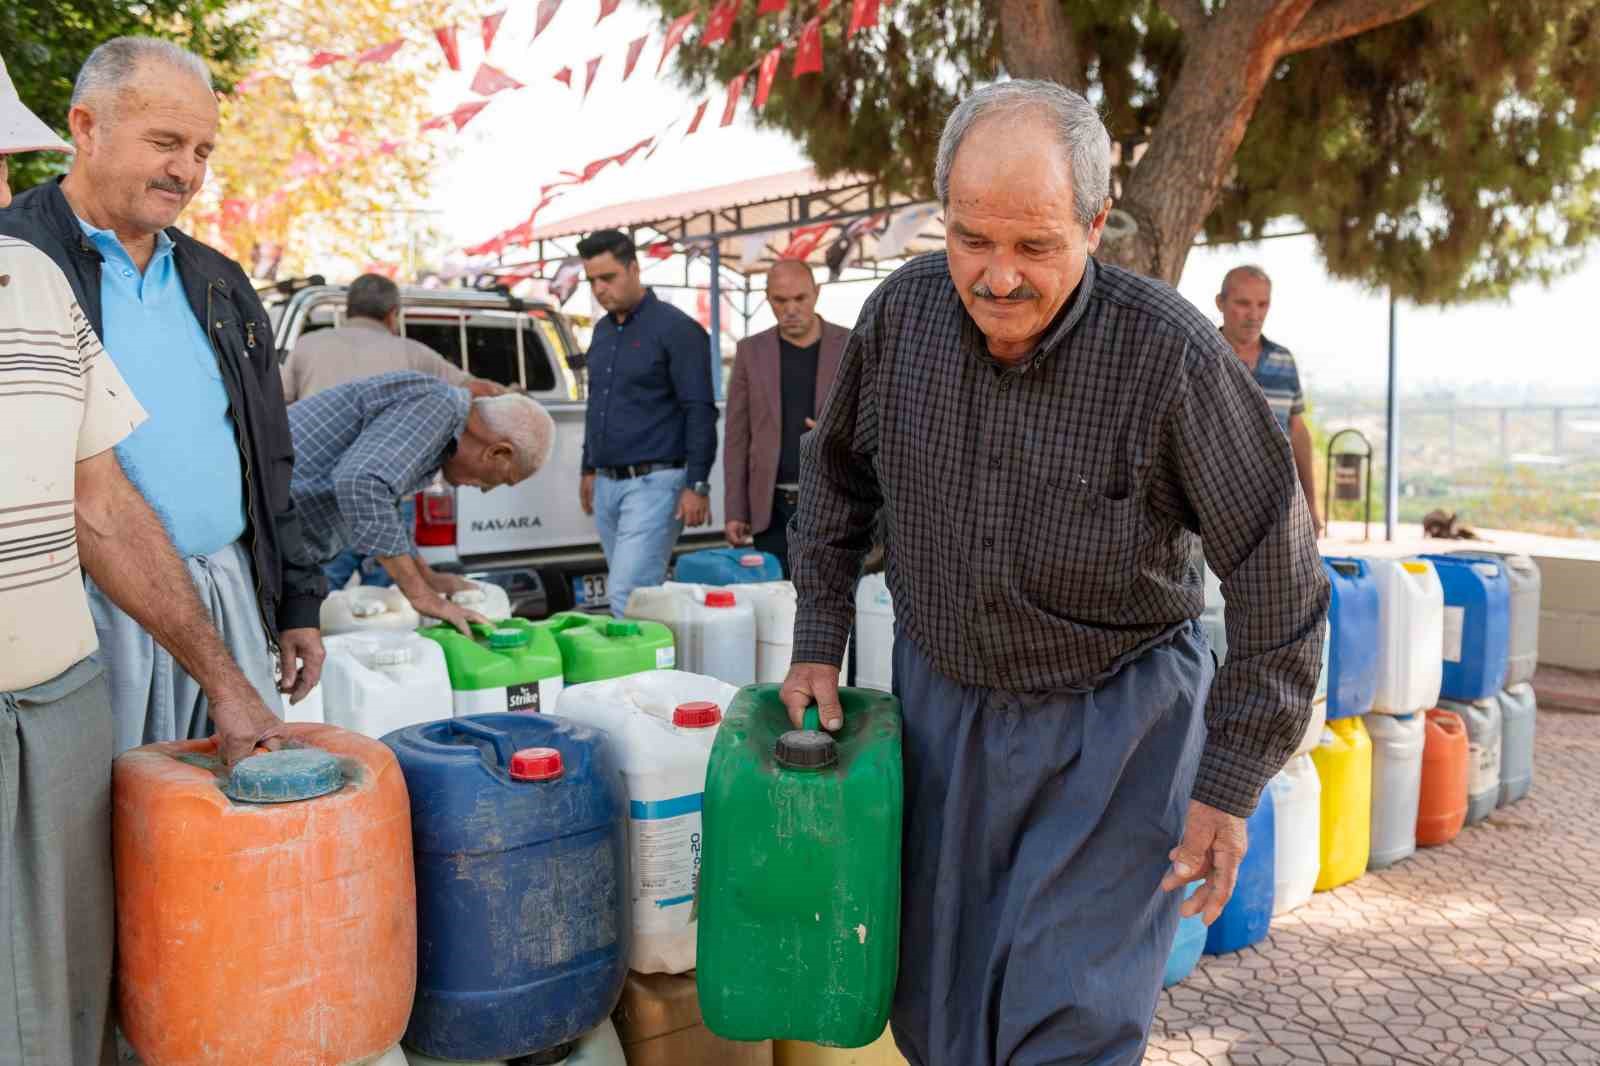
[0,37,325,753]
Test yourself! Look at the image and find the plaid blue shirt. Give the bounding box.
[288,371,470,563]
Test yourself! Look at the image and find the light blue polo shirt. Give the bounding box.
[80,219,245,557]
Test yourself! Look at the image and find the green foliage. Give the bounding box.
[641,0,1600,304]
[1,0,257,192]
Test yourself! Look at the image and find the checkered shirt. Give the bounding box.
[288,371,470,563]
[791,254,1330,816]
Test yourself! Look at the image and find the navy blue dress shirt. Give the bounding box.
[581,288,718,484]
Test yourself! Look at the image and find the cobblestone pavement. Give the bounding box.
[1146,709,1600,1066]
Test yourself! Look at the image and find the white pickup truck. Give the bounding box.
[265,281,730,617]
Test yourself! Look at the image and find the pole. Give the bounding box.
[1385,289,1399,541]
[708,243,723,402]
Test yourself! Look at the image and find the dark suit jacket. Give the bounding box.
[724,319,849,533]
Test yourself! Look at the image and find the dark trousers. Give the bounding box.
[753,487,799,579]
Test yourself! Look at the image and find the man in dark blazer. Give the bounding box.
[723,260,849,576]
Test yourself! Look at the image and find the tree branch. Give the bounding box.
[1156,0,1209,40]
[1281,0,1437,55]
[993,0,1086,93]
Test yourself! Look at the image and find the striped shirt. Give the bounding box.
[1,236,147,691]
[790,254,1330,817]
[1247,336,1305,435]
[288,371,470,564]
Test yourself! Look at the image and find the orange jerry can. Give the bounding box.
[113,724,417,1066]
[1416,709,1469,847]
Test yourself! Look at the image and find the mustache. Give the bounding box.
[972,282,1039,301]
[148,178,191,196]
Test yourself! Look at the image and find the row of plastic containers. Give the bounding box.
[115,667,906,1065]
[1171,548,1543,989]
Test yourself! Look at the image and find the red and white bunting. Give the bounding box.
[471,63,525,96]
[355,39,404,64]
[433,25,462,70]
[754,45,782,108]
[614,136,655,165]
[583,55,604,99]
[685,99,710,136]
[534,0,564,41]
[596,0,623,24]
[647,241,676,259]
[307,51,346,69]
[780,222,833,260]
[554,66,574,86]
[657,10,700,74]
[720,71,748,126]
[702,0,740,46]
[623,35,649,80]
[452,100,491,130]
[420,114,451,132]
[793,16,823,75]
[847,0,879,37]
[482,10,506,52]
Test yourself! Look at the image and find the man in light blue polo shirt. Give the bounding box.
[1217,265,1323,534]
[0,38,327,753]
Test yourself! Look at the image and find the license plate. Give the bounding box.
[572,572,609,608]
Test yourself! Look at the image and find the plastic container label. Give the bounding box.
[656,646,676,669]
[1442,606,1465,663]
[1469,740,1501,796]
[628,793,703,931]
[507,681,540,713]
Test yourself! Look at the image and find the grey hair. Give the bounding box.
[1220,264,1272,297]
[934,79,1112,227]
[473,394,556,478]
[70,37,213,113]
[347,273,401,321]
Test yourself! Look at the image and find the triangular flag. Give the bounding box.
[847,0,879,37]
[614,136,655,166]
[420,113,451,132]
[757,0,787,12]
[720,72,748,126]
[685,99,710,136]
[597,0,623,24]
[308,51,346,69]
[702,0,740,46]
[647,241,676,259]
[534,0,563,40]
[754,45,782,108]
[793,17,823,75]
[355,39,403,64]
[583,55,604,99]
[658,11,699,74]
[471,63,525,96]
[623,35,649,80]
[434,26,461,70]
[553,66,574,87]
[780,222,832,260]
[482,11,506,52]
[452,100,491,129]
[874,203,938,260]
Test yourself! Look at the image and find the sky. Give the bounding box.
[427,1,1598,401]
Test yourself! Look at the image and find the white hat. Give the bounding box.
[0,53,72,155]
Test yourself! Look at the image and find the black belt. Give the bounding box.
[596,460,685,480]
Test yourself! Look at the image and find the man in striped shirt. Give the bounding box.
[0,55,286,1066]
[1216,265,1324,534]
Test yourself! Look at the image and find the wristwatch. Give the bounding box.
[691,481,711,497]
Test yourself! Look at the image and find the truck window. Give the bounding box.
[400,320,466,370]
[456,317,558,393]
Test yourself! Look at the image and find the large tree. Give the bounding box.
[1,0,256,192]
[651,0,1600,302]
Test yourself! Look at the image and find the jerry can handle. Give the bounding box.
[802,705,822,732]
[1329,557,1364,578]
[449,718,519,768]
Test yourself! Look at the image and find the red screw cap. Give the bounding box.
[509,747,564,781]
[705,590,737,608]
[673,701,722,728]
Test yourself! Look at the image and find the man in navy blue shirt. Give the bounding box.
[577,230,718,616]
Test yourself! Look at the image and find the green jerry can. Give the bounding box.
[697,685,903,1048]
[543,612,676,684]
[418,619,565,716]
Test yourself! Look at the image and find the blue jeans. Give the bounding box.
[594,468,685,618]
[322,499,414,591]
